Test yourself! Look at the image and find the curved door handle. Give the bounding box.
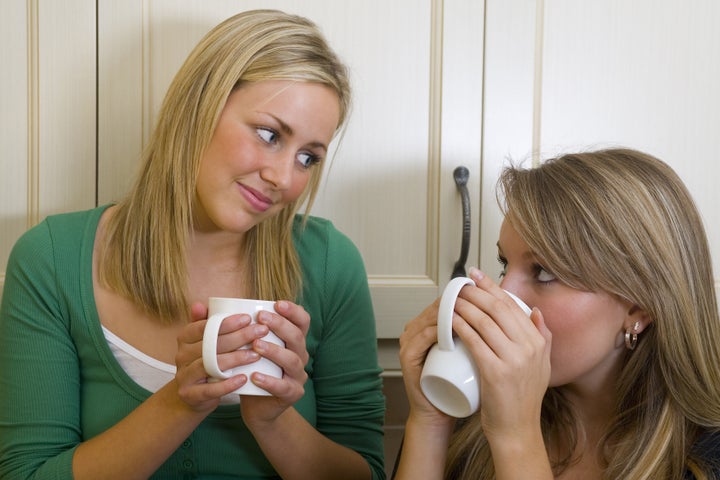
[451,166,471,279]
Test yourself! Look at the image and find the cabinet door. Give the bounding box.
[97,0,485,357]
[481,0,720,295]
[0,0,96,297]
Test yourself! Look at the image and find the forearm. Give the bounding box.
[393,414,455,480]
[248,407,371,480]
[72,380,208,480]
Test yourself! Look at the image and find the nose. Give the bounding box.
[260,154,294,190]
[498,274,522,298]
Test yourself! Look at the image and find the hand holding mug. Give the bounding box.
[420,277,532,418]
[202,297,285,396]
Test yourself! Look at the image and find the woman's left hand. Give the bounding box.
[457,268,552,443]
[239,300,310,425]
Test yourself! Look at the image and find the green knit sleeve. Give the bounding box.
[0,219,80,479]
[296,217,386,480]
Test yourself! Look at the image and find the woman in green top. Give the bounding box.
[0,9,384,480]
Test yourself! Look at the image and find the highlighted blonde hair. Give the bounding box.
[100,10,351,322]
[447,149,720,479]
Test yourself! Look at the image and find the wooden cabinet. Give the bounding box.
[2,1,719,372]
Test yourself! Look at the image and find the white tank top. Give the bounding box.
[102,326,240,404]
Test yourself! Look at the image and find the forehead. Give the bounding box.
[498,218,525,251]
[225,80,340,136]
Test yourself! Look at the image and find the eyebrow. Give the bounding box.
[265,113,329,153]
[266,113,294,136]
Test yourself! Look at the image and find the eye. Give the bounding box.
[497,255,508,278]
[297,151,321,169]
[256,127,278,145]
[533,263,556,283]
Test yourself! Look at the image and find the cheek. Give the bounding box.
[540,303,588,352]
[283,172,312,202]
[540,299,627,383]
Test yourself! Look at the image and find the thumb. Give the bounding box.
[190,301,208,322]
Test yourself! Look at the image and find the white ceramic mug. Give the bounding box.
[202,297,284,396]
[419,277,532,417]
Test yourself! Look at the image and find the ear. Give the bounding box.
[626,305,652,333]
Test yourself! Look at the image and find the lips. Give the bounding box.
[238,183,273,212]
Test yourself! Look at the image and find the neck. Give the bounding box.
[187,229,253,302]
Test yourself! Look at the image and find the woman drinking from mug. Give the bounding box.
[0,10,384,480]
[395,149,720,479]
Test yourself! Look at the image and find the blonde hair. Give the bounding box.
[100,10,351,322]
[446,149,720,479]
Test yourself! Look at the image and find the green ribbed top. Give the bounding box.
[0,205,385,479]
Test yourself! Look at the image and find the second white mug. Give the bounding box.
[420,277,532,417]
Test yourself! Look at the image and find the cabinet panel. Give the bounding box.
[482,0,720,297]
[97,0,485,341]
[0,0,29,281]
[539,0,720,280]
[480,0,539,278]
[0,0,96,297]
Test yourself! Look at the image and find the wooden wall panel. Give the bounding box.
[0,0,96,298]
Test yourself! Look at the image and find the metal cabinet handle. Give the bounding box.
[451,166,471,279]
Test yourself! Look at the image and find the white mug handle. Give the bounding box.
[437,277,476,350]
[202,313,233,379]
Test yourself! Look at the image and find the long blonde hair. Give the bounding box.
[446,149,720,479]
[100,10,351,323]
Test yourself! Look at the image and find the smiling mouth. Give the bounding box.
[238,183,273,212]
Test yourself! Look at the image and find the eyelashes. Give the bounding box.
[256,126,278,144]
[256,127,321,169]
[497,255,507,278]
[296,151,320,168]
[496,254,557,283]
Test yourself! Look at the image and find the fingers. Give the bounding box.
[400,297,442,342]
[178,300,312,408]
[399,301,457,419]
[215,301,307,403]
[252,302,309,398]
[400,301,442,359]
[257,301,309,365]
[175,308,267,409]
[530,307,552,357]
[190,301,208,322]
[463,268,539,342]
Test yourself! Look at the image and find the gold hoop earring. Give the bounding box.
[625,321,640,350]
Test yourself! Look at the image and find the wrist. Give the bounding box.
[486,424,549,469]
[405,410,456,439]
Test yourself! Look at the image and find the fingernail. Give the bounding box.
[257,312,271,324]
[468,267,484,280]
[254,339,267,352]
[253,373,266,383]
[275,301,287,311]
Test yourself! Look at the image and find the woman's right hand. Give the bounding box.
[173,302,265,413]
[399,298,456,429]
[396,298,459,480]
